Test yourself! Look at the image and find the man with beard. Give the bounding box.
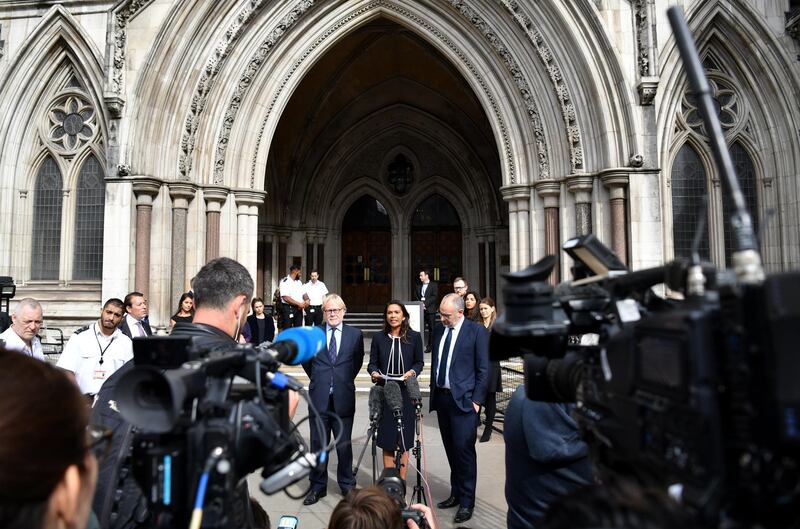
[56,298,132,398]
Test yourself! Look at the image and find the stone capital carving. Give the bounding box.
[104,94,125,119]
[232,189,266,209]
[534,180,561,208]
[637,77,659,106]
[168,182,198,210]
[566,175,594,204]
[132,177,162,205]
[599,170,630,201]
[499,184,530,202]
[202,186,230,212]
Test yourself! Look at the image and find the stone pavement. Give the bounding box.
[248,391,510,529]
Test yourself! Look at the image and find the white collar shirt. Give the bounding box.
[0,327,44,361]
[437,315,465,389]
[280,276,304,304]
[125,313,146,337]
[56,323,133,395]
[304,280,329,306]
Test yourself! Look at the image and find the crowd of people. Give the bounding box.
[0,260,601,529]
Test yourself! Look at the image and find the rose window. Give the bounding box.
[47,94,96,152]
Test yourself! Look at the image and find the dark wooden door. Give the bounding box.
[411,230,462,302]
[342,231,392,312]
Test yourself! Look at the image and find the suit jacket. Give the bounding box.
[302,323,364,418]
[429,318,489,413]
[415,281,438,313]
[119,316,152,339]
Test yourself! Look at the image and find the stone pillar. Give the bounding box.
[202,186,229,263]
[168,183,197,305]
[131,178,161,298]
[601,171,630,265]
[233,190,266,281]
[567,175,594,236]
[536,180,561,285]
[500,185,531,272]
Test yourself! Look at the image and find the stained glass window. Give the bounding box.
[73,155,105,280]
[671,144,709,261]
[31,157,63,280]
[722,143,759,266]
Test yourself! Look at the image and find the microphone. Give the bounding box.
[256,326,325,366]
[259,451,319,495]
[368,384,384,423]
[406,376,422,410]
[384,381,403,427]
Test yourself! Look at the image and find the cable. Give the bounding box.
[188,447,224,529]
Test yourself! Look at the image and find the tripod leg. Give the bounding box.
[352,424,375,477]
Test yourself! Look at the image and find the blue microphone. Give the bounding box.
[262,326,326,365]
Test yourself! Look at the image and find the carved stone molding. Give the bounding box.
[168,181,197,210]
[233,188,267,208]
[202,185,229,211]
[132,177,162,206]
[499,184,531,202]
[534,180,561,208]
[178,0,274,180]
[637,76,659,106]
[599,170,629,201]
[566,174,594,204]
[448,0,551,178]
[632,0,659,104]
[499,0,583,173]
[245,1,515,187]
[109,0,154,99]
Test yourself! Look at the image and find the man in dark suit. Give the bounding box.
[430,293,489,523]
[118,291,152,339]
[415,269,438,353]
[301,293,365,505]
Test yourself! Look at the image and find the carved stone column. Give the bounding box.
[202,186,229,262]
[501,185,530,272]
[168,183,197,305]
[233,190,266,280]
[535,180,561,285]
[601,171,630,265]
[567,175,594,236]
[131,178,161,298]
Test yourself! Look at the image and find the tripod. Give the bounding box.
[353,418,379,483]
[411,405,426,505]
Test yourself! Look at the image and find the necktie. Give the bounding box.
[437,327,452,387]
[137,321,145,337]
[328,327,338,364]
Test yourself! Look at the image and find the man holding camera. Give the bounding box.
[429,293,489,523]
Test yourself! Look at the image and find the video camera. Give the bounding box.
[377,468,427,528]
[489,8,800,529]
[114,327,325,529]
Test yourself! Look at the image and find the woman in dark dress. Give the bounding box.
[169,292,194,328]
[478,296,502,442]
[245,297,275,345]
[368,301,424,480]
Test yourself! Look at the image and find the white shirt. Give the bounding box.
[0,327,44,361]
[125,313,147,337]
[57,323,133,395]
[436,315,465,389]
[280,275,304,304]
[304,280,329,306]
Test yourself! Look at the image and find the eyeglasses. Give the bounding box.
[88,425,113,463]
[453,285,467,291]
[324,308,344,314]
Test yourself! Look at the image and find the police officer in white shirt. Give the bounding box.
[0,297,45,360]
[303,270,329,327]
[280,265,307,328]
[57,298,133,397]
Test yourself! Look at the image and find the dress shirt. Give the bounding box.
[57,323,133,395]
[304,280,329,305]
[436,315,465,389]
[125,313,146,337]
[0,326,44,361]
[326,324,341,358]
[420,282,429,300]
[280,276,304,304]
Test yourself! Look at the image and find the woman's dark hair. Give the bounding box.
[464,290,481,321]
[479,296,497,329]
[175,292,195,316]
[381,300,411,343]
[327,486,404,529]
[251,297,265,312]
[0,349,89,529]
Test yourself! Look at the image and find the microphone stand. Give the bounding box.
[411,402,426,505]
[353,415,379,483]
[393,412,404,472]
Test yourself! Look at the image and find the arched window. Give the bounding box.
[73,155,105,280]
[31,157,63,280]
[671,144,709,261]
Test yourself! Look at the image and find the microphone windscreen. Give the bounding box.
[368,384,384,421]
[406,376,421,402]
[273,327,326,364]
[384,381,403,413]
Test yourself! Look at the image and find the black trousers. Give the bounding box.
[305,305,323,326]
[281,304,303,328]
[434,389,479,508]
[423,310,436,351]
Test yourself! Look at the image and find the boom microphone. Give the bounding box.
[406,376,422,409]
[368,384,384,423]
[256,326,326,366]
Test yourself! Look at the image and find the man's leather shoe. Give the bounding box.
[303,489,327,505]
[454,506,474,523]
[437,496,459,509]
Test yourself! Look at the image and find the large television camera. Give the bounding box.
[114,327,325,529]
[489,8,800,529]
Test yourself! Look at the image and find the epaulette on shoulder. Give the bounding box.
[73,324,91,334]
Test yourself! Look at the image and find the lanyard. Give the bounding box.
[93,324,116,365]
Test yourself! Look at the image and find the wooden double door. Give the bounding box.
[341,231,392,312]
[411,229,462,301]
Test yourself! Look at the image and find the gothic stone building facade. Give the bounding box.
[1,0,799,331]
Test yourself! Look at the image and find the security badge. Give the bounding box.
[94,367,107,380]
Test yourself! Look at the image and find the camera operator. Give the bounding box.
[0,348,100,529]
[504,385,593,529]
[327,486,436,529]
